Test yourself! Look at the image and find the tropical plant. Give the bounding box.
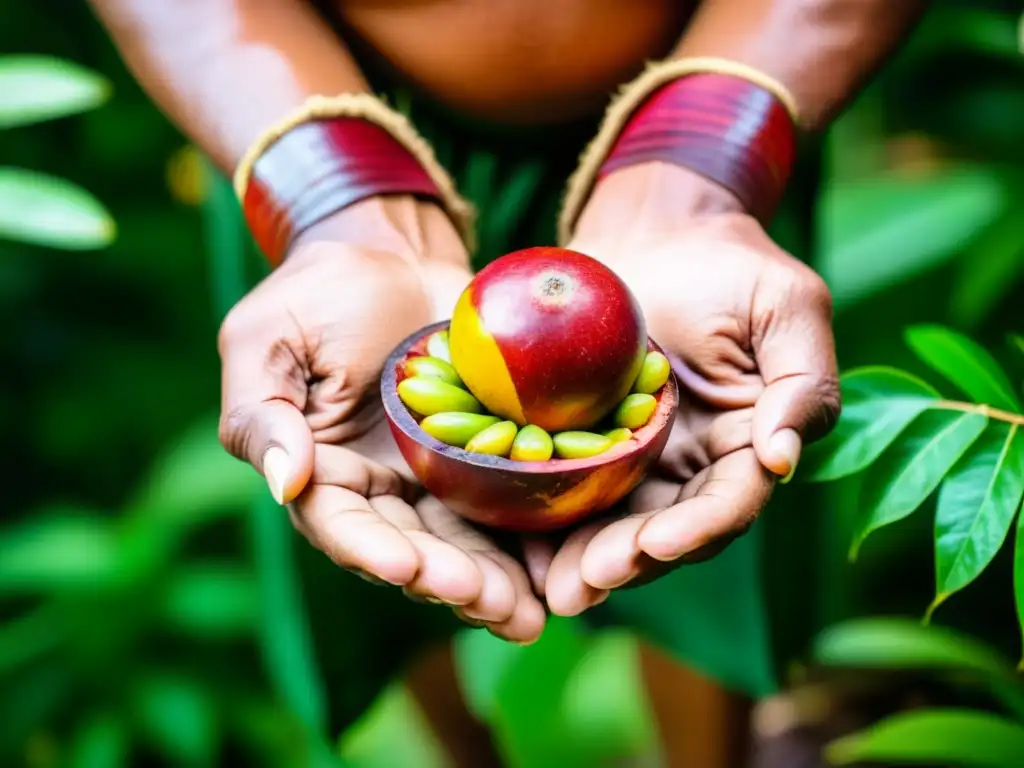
[0,54,115,250]
[801,327,1024,650]
[813,618,1024,767]
[3,1,1024,765]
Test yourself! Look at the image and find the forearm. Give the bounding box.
[673,0,930,129]
[88,0,369,173]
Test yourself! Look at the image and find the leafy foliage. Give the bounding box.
[827,709,1024,768]
[0,54,114,250]
[814,619,1024,767]
[803,326,1024,644]
[2,1,1024,765]
[0,55,110,129]
[453,621,657,767]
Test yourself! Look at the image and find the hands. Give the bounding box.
[218,164,839,639]
[217,196,546,643]
[539,162,841,616]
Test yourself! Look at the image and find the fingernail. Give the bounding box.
[402,589,442,605]
[769,429,801,482]
[591,590,611,607]
[262,446,290,505]
[452,608,486,628]
[351,569,388,587]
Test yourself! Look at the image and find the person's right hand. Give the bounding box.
[217,197,547,643]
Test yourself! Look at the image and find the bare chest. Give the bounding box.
[326,0,693,123]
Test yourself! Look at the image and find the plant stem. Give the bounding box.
[935,400,1024,425]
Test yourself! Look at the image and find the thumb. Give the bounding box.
[226,401,315,505]
[751,274,840,481]
[218,319,315,505]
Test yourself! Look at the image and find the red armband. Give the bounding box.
[596,73,796,224]
[241,117,445,266]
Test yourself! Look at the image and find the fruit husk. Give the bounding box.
[382,321,679,532]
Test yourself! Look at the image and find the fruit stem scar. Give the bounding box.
[534,270,575,305]
[542,276,565,296]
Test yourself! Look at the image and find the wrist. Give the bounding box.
[290,195,470,270]
[573,162,747,245]
[559,61,797,244]
[236,95,473,267]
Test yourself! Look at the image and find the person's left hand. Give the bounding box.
[538,162,841,616]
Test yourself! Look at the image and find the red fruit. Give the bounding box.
[382,322,678,532]
[448,247,646,433]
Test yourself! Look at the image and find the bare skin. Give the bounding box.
[89,0,929,637]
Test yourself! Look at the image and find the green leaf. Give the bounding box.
[905,325,1022,412]
[160,562,258,639]
[133,674,218,767]
[1014,508,1024,668]
[812,618,1024,720]
[490,617,593,768]
[802,367,940,482]
[853,410,989,558]
[826,709,1024,767]
[0,512,123,595]
[338,683,449,768]
[813,617,1014,677]
[0,167,115,250]
[560,631,658,765]
[819,167,1008,310]
[68,713,130,768]
[457,627,658,767]
[932,424,1024,612]
[0,55,110,129]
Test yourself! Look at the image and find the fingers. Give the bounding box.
[293,446,546,643]
[218,309,314,505]
[415,497,546,644]
[521,536,556,597]
[546,522,612,616]
[548,451,772,607]
[576,478,684,591]
[637,449,774,561]
[224,400,315,506]
[296,482,487,605]
[752,267,840,478]
[546,477,688,613]
[470,551,547,644]
[295,484,421,586]
[669,353,763,409]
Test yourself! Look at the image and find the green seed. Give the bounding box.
[553,431,613,460]
[633,351,671,394]
[614,393,658,429]
[465,420,518,456]
[510,425,554,462]
[426,330,451,362]
[398,376,482,416]
[420,413,501,447]
[403,356,463,388]
[604,427,633,445]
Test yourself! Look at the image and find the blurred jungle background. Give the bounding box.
[2,1,1024,766]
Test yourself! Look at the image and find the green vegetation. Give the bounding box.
[1,0,1023,766]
